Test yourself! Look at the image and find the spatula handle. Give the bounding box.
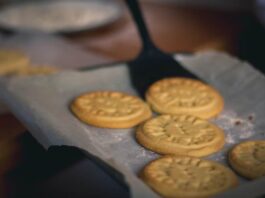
[125,0,156,52]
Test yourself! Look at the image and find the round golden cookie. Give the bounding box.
[141,155,238,198]
[13,65,58,76]
[0,50,29,75]
[71,91,152,128]
[136,114,225,157]
[146,78,224,119]
[229,140,265,179]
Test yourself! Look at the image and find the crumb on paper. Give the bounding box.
[234,120,241,126]
[248,114,255,121]
[212,110,256,145]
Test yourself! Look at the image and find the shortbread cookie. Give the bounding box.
[71,91,152,128]
[229,140,265,179]
[0,50,29,75]
[136,114,225,157]
[14,65,58,76]
[141,155,238,198]
[146,78,224,119]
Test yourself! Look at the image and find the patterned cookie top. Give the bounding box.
[229,141,265,179]
[75,91,146,117]
[71,91,151,128]
[141,114,223,148]
[142,155,238,198]
[146,78,224,119]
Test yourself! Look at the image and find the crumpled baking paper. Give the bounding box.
[0,32,112,114]
[0,51,264,198]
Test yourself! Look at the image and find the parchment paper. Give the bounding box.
[0,51,264,198]
[0,32,111,68]
[0,32,112,114]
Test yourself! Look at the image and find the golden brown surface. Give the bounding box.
[71,91,151,128]
[141,155,238,198]
[229,140,265,179]
[12,65,59,76]
[0,50,29,75]
[136,114,225,157]
[146,78,224,119]
[0,2,247,196]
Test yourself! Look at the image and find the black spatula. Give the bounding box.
[125,0,199,98]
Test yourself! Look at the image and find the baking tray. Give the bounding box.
[0,51,264,197]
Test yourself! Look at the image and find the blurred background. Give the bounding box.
[0,0,264,69]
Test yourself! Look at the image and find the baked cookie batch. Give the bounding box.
[0,50,30,75]
[0,49,58,76]
[71,77,265,198]
[2,49,263,197]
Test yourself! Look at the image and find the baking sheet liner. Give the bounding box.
[0,32,112,114]
[0,51,264,197]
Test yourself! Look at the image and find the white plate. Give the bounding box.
[0,0,123,33]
